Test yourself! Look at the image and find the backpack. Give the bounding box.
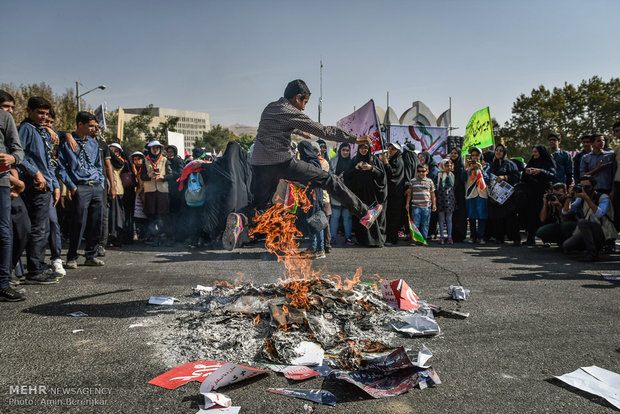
[185,172,206,207]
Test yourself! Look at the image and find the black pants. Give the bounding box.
[562,219,605,256]
[68,185,104,261]
[252,158,368,217]
[23,188,51,275]
[11,195,30,270]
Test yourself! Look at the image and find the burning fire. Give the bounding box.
[248,183,362,309]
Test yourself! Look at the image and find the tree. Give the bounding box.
[0,82,79,131]
[149,116,179,142]
[236,133,255,152]
[194,125,236,152]
[500,76,620,158]
[121,105,154,152]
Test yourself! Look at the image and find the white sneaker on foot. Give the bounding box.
[52,259,66,276]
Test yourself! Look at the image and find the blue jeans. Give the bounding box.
[330,205,352,239]
[412,206,432,240]
[0,187,12,288]
[311,231,324,252]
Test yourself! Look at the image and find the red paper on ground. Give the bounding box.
[148,361,225,389]
[379,279,420,310]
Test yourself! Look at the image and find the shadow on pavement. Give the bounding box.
[21,289,179,318]
[465,246,619,288]
[150,251,267,263]
[545,377,617,411]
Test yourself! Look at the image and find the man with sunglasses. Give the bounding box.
[561,175,615,261]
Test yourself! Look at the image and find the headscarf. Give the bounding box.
[402,142,420,182]
[298,140,320,168]
[335,143,353,176]
[437,158,454,187]
[527,144,556,170]
[451,147,465,177]
[316,139,329,160]
[109,143,127,170]
[351,143,372,164]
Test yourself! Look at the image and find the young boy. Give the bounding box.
[405,164,436,242]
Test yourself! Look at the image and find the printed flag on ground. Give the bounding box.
[462,107,494,155]
[337,99,384,153]
[284,182,301,213]
[407,213,427,245]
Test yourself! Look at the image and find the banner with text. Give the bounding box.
[462,106,494,155]
[337,99,384,154]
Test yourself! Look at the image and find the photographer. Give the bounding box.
[535,183,576,245]
[561,175,615,261]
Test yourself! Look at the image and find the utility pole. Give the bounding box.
[318,60,323,123]
[75,81,80,111]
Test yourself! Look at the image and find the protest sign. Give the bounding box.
[148,361,225,389]
[94,104,106,131]
[379,279,420,310]
[487,173,515,205]
[337,99,384,153]
[167,130,185,160]
[462,107,494,155]
[389,125,449,165]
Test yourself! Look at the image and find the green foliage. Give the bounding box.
[149,116,179,142]
[194,125,236,152]
[236,133,255,152]
[0,82,79,131]
[500,76,620,158]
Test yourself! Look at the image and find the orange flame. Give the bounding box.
[253,314,260,325]
[213,280,234,289]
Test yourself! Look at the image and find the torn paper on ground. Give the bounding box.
[67,311,88,317]
[282,366,320,380]
[196,407,240,414]
[199,363,268,393]
[268,388,338,406]
[601,274,620,281]
[72,329,84,333]
[290,342,324,366]
[379,279,420,310]
[447,285,470,300]
[149,361,225,389]
[148,296,179,305]
[328,347,441,398]
[555,366,620,409]
[392,314,440,337]
[201,392,232,409]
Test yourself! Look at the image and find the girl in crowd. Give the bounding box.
[450,147,468,242]
[435,158,456,244]
[463,147,489,243]
[140,141,172,245]
[328,143,355,246]
[419,151,439,239]
[344,143,387,247]
[487,144,521,245]
[108,143,129,247]
[521,145,556,245]
[381,143,405,245]
[130,151,147,240]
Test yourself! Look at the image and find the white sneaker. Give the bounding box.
[52,259,66,276]
[66,259,78,270]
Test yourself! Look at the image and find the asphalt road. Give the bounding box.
[1,238,618,414]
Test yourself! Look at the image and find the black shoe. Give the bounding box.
[24,273,59,285]
[0,287,25,302]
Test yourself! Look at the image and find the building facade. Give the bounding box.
[122,107,211,149]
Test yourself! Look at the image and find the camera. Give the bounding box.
[546,191,556,202]
[574,184,583,193]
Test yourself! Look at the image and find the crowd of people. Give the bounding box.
[0,81,618,304]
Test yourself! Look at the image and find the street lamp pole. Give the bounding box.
[75,82,106,111]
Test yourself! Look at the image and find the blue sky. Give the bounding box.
[2,0,619,133]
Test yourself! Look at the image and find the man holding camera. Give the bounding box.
[535,183,576,245]
[561,175,615,261]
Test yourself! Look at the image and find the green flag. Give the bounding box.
[462,107,494,155]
